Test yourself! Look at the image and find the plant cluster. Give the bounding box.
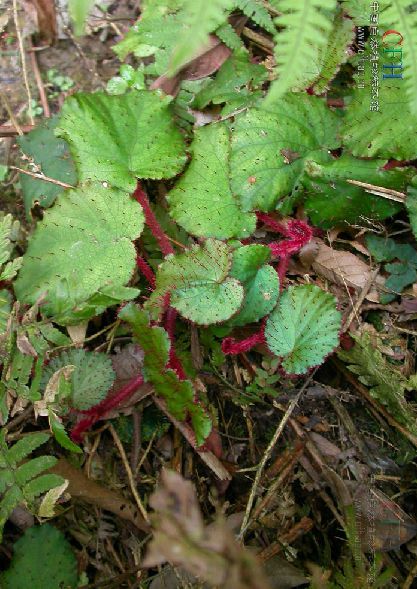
[2,1,417,579]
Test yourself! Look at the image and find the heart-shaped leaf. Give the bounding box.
[56,91,187,191]
[167,123,256,239]
[14,183,144,323]
[228,244,279,326]
[265,284,341,374]
[146,239,244,325]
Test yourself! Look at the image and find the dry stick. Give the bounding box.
[342,266,380,332]
[0,125,33,137]
[402,559,417,589]
[346,179,406,202]
[238,370,317,539]
[13,0,34,125]
[29,42,50,118]
[0,95,24,136]
[108,424,150,524]
[9,166,75,189]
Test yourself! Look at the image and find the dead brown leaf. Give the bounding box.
[49,458,150,533]
[312,240,381,302]
[143,469,272,589]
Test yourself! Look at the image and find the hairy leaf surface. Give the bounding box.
[146,239,244,324]
[15,183,144,323]
[168,123,256,238]
[265,285,341,374]
[56,91,187,191]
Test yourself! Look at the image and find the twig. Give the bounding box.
[9,166,75,189]
[346,179,406,202]
[13,0,34,125]
[402,559,417,589]
[257,517,314,563]
[0,95,24,136]
[29,41,50,118]
[242,26,274,52]
[108,424,150,524]
[0,124,33,137]
[342,266,380,332]
[238,371,316,539]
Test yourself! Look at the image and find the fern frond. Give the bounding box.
[379,0,417,116]
[235,0,275,33]
[0,430,64,540]
[264,0,337,105]
[169,0,234,74]
[215,22,244,50]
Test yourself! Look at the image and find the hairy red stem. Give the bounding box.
[133,183,174,257]
[71,373,144,442]
[136,254,156,288]
[165,306,187,380]
[222,328,265,355]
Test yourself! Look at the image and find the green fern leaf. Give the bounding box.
[146,239,244,325]
[230,94,340,212]
[0,430,64,540]
[215,22,244,50]
[340,0,369,24]
[379,0,417,116]
[169,0,233,74]
[235,0,275,33]
[265,285,341,375]
[167,123,256,239]
[0,289,11,334]
[228,244,279,326]
[309,9,355,94]
[0,524,78,589]
[338,331,417,433]
[265,0,337,103]
[56,91,187,191]
[42,349,115,411]
[14,183,143,324]
[119,304,212,445]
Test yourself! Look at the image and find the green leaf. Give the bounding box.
[106,76,129,95]
[265,0,337,103]
[119,304,211,445]
[235,0,275,34]
[42,349,115,410]
[14,183,144,323]
[49,412,82,453]
[146,239,244,325]
[167,123,256,239]
[0,165,7,181]
[0,524,78,589]
[0,289,11,334]
[265,285,341,374]
[56,91,187,191]
[230,94,340,212]
[338,331,417,433]
[379,0,417,116]
[309,9,355,94]
[228,244,279,326]
[17,117,77,215]
[406,179,417,239]
[303,156,408,226]
[340,0,369,24]
[169,0,233,74]
[342,39,417,160]
[193,48,267,114]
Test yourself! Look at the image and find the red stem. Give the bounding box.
[133,182,174,257]
[71,373,144,442]
[222,327,265,355]
[136,254,156,288]
[165,306,187,380]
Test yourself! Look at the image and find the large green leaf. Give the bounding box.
[265,285,341,375]
[119,304,211,445]
[230,94,340,212]
[167,123,256,239]
[303,156,409,226]
[228,244,279,326]
[17,117,77,216]
[146,239,244,325]
[14,183,144,323]
[56,91,187,191]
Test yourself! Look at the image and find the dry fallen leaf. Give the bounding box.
[144,469,272,589]
[49,458,150,533]
[312,240,382,302]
